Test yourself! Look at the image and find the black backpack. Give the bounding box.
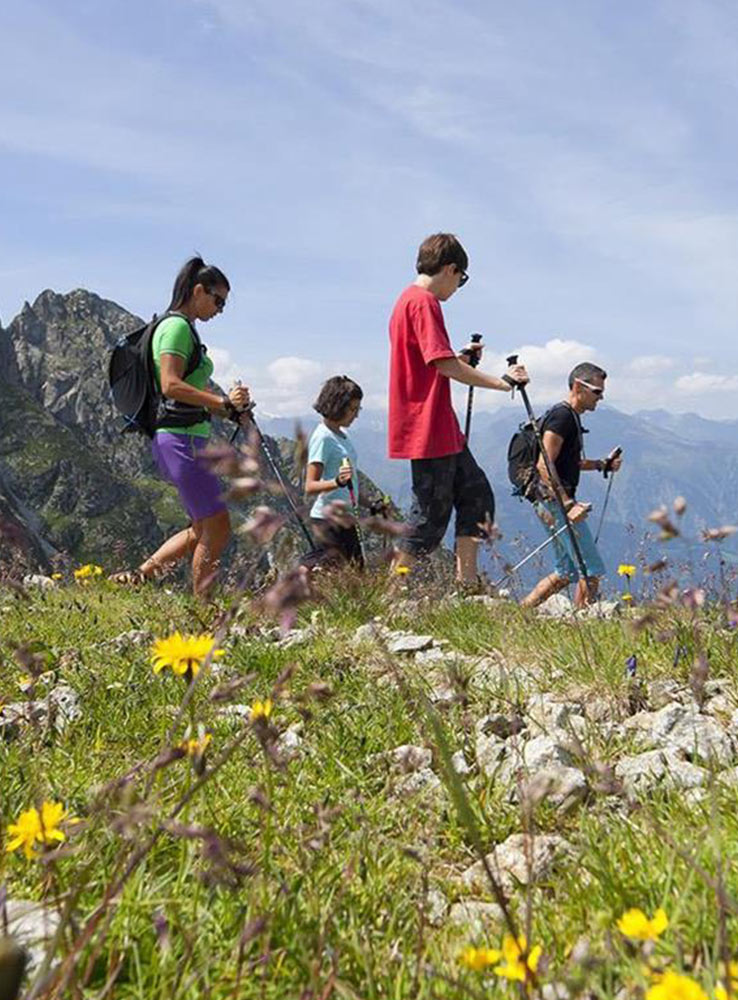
[108,312,208,438]
[507,403,585,502]
[507,415,545,502]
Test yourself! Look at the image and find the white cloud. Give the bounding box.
[207,346,243,390]
[674,372,738,394]
[266,356,323,388]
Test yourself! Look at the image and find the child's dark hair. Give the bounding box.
[313,376,363,422]
[168,255,230,311]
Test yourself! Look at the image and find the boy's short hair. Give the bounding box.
[568,362,607,389]
[313,376,363,422]
[415,233,468,276]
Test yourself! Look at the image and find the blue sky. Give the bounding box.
[3,0,738,418]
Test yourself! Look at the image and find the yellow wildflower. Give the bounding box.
[618,564,636,578]
[51,572,63,581]
[621,592,634,602]
[494,934,542,982]
[617,907,669,941]
[151,632,223,679]
[250,698,273,722]
[715,961,738,1000]
[73,564,103,581]
[459,945,501,972]
[181,733,212,756]
[394,565,410,576]
[645,971,707,1000]
[6,801,71,860]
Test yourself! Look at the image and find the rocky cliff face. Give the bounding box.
[0,288,394,574]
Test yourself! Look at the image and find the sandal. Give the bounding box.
[108,570,147,586]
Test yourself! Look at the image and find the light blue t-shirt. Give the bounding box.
[307,422,359,519]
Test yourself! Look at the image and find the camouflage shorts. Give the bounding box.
[398,447,495,556]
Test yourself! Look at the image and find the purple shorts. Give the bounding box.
[151,432,227,522]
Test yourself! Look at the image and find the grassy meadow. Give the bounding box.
[1,567,738,999]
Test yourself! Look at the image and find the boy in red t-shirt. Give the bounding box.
[388,233,528,584]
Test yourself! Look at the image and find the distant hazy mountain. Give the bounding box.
[259,401,738,593]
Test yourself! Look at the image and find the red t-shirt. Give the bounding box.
[388,284,465,459]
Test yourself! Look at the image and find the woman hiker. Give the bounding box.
[112,256,251,599]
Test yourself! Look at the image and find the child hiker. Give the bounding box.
[111,256,251,599]
[388,233,528,586]
[304,376,364,567]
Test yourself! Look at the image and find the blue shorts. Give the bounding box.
[535,501,606,582]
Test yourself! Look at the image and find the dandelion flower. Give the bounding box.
[459,946,501,972]
[645,971,707,1000]
[618,564,636,578]
[151,632,223,679]
[181,733,212,756]
[73,564,103,581]
[6,801,71,860]
[250,698,273,722]
[494,934,542,982]
[617,907,669,941]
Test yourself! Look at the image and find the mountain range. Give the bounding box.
[0,287,735,592]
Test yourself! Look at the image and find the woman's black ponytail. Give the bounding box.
[168,255,231,311]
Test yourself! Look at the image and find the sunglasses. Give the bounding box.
[455,266,469,287]
[576,378,604,397]
[209,290,227,311]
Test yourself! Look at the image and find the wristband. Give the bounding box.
[222,396,238,422]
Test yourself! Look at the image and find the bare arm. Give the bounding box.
[160,354,248,416]
[432,356,512,391]
[304,461,352,496]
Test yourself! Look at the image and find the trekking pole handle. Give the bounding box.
[503,353,520,391]
[603,444,622,478]
[461,332,483,369]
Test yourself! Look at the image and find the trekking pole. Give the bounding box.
[463,333,483,441]
[594,445,622,544]
[227,401,316,551]
[504,354,592,591]
[342,457,367,563]
[492,522,570,589]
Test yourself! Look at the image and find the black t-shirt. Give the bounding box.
[540,403,583,497]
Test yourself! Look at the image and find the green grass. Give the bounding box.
[1,578,737,998]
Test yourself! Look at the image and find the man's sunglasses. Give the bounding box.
[209,290,227,311]
[455,266,469,287]
[576,378,604,397]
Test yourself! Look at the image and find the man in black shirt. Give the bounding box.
[522,362,622,608]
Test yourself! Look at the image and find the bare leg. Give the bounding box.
[455,535,479,584]
[192,510,231,600]
[139,527,197,579]
[521,572,570,608]
[574,576,600,608]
